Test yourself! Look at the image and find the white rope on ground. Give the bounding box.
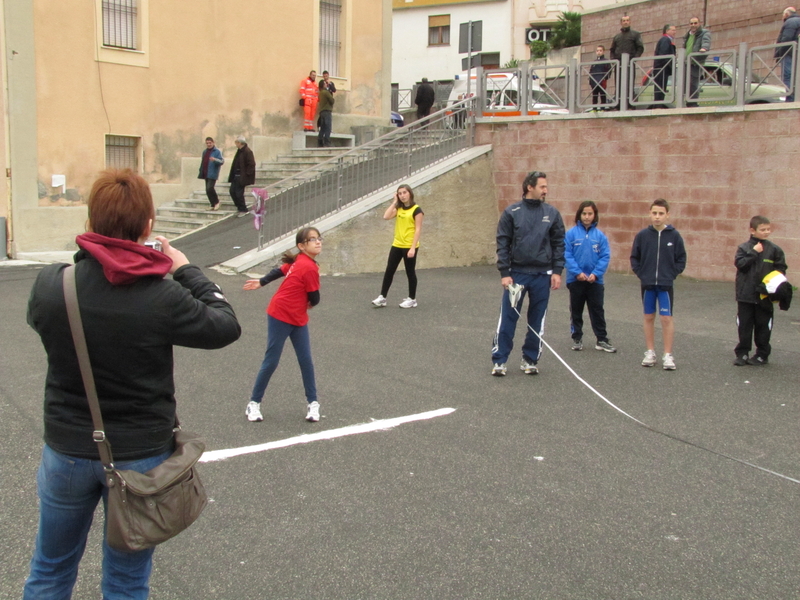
[510,300,800,485]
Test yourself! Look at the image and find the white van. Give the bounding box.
[446,71,568,120]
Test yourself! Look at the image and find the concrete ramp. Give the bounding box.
[219,144,493,274]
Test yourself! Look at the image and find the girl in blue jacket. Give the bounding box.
[564,201,615,352]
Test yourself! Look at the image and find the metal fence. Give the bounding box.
[255,96,478,249]
[480,41,796,115]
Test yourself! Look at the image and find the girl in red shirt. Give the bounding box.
[243,227,322,422]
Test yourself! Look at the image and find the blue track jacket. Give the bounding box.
[565,223,611,285]
[630,224,686,287]
[496,197,565,278]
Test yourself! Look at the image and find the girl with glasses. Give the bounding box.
[243,227,323,423]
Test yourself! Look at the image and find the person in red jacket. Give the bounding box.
[300,70,319,131]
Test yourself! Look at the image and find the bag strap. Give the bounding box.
[62,264,116,469]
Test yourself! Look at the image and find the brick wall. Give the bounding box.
[582,0,784,62]
[475,108,800,282]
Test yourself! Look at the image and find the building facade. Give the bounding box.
[392,0,615,90]
[2,0,392,254]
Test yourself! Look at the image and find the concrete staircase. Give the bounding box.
[152,148,347,239]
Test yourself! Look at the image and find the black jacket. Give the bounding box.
[496,197,565,278]
[27,253,241,460]
[654,35,676,72]
[775,13,800,58]
[610,27,644,60]
[228,144,256,186]
[734,236,787,303]
[589,55,611,84]
[415,82,435,109]
[630,225,686,287]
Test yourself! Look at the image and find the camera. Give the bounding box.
[144,240,162,252]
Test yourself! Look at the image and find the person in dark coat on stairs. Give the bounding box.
[228,136,256,217]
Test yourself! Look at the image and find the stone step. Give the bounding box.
[157,205,237,219]
[153,215,221,232]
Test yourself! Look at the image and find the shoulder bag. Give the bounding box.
[62,264,208,552]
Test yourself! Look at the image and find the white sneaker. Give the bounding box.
[520,360,539,375]
[371,295,387,307]
[399,298,418,308]
[662,353,676,370]
[491,363,507,376]
[246,401,263,422]
[641,350,657,367]
[306,401,320,422]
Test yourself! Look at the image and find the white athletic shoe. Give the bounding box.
[662,353,676,370]
[520,360,539,375]
[372,295,387,307]
[306,401,320,422]
[491,363,507,376]
[641,350,657,367]
[399,298,418,308]
[246,401,263,422]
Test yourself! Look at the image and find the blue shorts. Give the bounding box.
[641,285,674,316]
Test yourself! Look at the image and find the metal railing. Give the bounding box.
[478,41,797,115]
[255,96,478,250]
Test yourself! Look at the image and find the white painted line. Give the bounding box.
[199,407,456,463]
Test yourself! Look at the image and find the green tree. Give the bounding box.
[548,11,581,50]
[529,40,551,59]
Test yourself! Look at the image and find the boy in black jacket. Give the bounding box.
[733,216,787,366]
[630,199,686,370]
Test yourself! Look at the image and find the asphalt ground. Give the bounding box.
[2,254,799,599]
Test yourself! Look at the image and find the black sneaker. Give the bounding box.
[746,355,768,366]
[595,340,617,353]
[571,339,583,351]
[733,355,748,366]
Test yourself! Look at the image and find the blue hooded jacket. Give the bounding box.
[630,224,686,287]
[564,222,610,285]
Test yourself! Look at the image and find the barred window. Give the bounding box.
[320,0,342,77]
[103,0,137,50]
[429,15,450,46]
[105,135,139,170]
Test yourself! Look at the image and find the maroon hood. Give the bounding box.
[76,232,172,285]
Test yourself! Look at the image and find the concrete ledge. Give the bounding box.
[219,144,493,274]
[292,131,355,150]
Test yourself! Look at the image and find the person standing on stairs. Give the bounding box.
[317,80,335,148]
[228,136,256,217]
[199,137,224,211]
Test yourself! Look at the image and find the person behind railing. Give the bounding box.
[653,25,677,105]
[317,79,334,148]
[589,45,611,108]
[415,78,435,119]
[610,15,644,109]
[774,7,800,102]
[684,17,711,107]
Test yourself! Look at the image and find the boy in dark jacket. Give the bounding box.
[733,215,788,366]
[630,199,686,370]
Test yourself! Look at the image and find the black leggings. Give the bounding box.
[380,246,418,299]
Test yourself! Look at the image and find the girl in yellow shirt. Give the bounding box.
[371,184,424,308]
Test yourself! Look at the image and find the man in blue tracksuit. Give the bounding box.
[630,198,686,370]
[565,201,615,353]
[492,171,565,376]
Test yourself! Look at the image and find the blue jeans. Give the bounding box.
[492,271,552,365]
[782,55,795,102]
[250,315,317,404]
[23,444,172,600]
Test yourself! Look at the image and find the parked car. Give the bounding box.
[632,62,786,108]
[390,111,404,127]
[445,71,568,128]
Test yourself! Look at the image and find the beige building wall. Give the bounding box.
[7,0,391,254]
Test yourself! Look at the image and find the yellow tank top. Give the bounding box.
[392,204,422,248]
